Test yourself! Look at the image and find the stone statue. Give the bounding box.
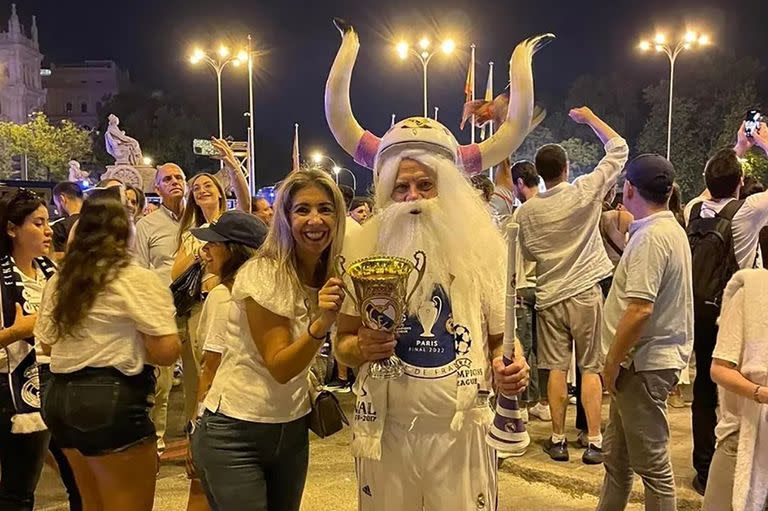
[67,160,89,182]
[104,114,143,166]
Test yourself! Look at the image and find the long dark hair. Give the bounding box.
[52,189,133,337]
[219,242,258,288]
[0,189,47,256]
[177,173,226,249]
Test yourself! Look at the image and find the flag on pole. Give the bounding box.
[481,62,494,140]
[470,45,476,143]
[291,123,300,172]
[463,53,474,105]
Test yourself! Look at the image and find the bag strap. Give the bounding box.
[600,221,625,258]
[715,199,745,221]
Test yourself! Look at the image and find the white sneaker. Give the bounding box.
[529,402,552,422]
[520,408,529,423]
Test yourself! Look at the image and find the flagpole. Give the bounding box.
[292,122,300,172]
[247,34,256,194]
[488,60,495,180]
[470,44,476,144]
[391,113,396,127]
[434,107,439,121]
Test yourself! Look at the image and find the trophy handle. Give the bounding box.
[405,250,427,305]
[335,255,359,310]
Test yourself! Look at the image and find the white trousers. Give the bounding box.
[356,409,497,511]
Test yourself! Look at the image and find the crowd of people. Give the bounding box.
[0,23,767,511]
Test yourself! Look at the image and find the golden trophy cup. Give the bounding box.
[337,251,426,379]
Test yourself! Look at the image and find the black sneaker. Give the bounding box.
[324,379,352,394]
[691,476,706,496]
[543,438,569,462]
[582,443,604,465]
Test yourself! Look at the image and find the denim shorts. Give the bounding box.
[42,366,156,456]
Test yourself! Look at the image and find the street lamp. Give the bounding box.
[638,29,711,159]
[395,36,456,117]
[142,156,153,166]
[333,165,357,192]
[189,44,247,140]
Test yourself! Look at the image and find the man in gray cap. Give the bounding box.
[597,154,694,511]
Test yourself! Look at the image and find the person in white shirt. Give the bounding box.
[516,106,628,464]
[191,169,346,511]
[703,269,768,511]
[36,190,181,511]
[183,210,267,511]
[134,163,186,453]
[684,121,768,493]
[598,154,694,511]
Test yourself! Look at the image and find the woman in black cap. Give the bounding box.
[184,209,267,511]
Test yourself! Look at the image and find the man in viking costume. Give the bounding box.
[329,19,552,510]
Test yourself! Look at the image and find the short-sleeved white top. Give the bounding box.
[204,256,319,424]
[35,263,178,376]
[197,284,232,355]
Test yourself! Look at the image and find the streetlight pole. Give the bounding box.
[397,37,455,118]
[334,167,357,192]
[247,34,256,193]
[638,31,710,160]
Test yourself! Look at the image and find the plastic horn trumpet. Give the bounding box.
[486,222,531,454]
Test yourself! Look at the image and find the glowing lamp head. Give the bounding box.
[332,166,341,174]
[698,34,710,46]
[218,45,230,58]
[396,41,409,59]
[418,37,430,50]
[311,153,323,164]
[190,48,204,64]
[638,40,651,51]
[143,156,153,166]
[684,31,697,43]
[654,33,666,45]
[441,39,455,54]
[237,50,248,62]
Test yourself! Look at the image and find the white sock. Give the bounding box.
[588,434,603,449]
[551,433,566,444]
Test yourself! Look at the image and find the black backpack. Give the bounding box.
[686,199,744,310]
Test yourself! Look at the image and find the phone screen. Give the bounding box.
[745,110,761,138]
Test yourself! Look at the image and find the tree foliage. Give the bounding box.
[0,113,92,180]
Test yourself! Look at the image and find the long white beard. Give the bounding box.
[376,198,454,314]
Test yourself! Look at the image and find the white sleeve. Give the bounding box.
[713,287,744,366]
[123,266,178,335]
[198,286,231,354]
[134,217,151,269]
[575,137,629,199]
[231,257,294,318]
[33,275,58,345]
[743,190,768,230]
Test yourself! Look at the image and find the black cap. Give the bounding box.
[625,154,675,195]
[190,210,268,249]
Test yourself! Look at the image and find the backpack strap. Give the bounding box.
[690,201,704,221]
[716,199,745,221]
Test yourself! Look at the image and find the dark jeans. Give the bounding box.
[516,288,543,403]
[691,308,719,486]
[0,377,50,511]
[192,411,309,511]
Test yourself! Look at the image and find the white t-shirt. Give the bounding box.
[684,192,768,269]
[0,261,50,372]
[197,284,231,355]
[712,286,746,443]
[204,257,319,424]
[34,263,178,376]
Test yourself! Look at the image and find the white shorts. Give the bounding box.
[356,409,497,511]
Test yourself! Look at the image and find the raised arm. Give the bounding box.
[212,138,251,213]
[569,107,620,145]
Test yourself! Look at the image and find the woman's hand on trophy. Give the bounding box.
[492,354,530,397]
[358,327,396,362]
[316,277,346,330]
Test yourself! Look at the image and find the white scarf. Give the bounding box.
[721,269,768,511]
[351,273,490,460]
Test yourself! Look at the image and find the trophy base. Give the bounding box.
[368,355,404,380]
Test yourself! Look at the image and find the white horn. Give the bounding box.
[460,34,554,175]
[324,19,380,169]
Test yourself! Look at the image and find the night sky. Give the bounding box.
[15,0,768,189]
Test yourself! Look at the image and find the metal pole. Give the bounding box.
[391,113,396,127]
[422,57,428,118]
[471,44,476,144]
[216,67,224,139]
[488,61,495,180]
[247,35,256,193]
[666,50,676,161]
[434,107,439,121]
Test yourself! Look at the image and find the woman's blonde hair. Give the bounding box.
[258,168,346,292]
[177,172,227,248]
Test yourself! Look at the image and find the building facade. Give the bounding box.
[0,4,46,124]
[43,60,128,129]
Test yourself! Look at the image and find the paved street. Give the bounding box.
[35,387,704,510]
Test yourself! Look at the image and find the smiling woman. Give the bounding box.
[191,168,348,510]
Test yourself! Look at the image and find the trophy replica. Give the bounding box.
[337,251,426,379]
